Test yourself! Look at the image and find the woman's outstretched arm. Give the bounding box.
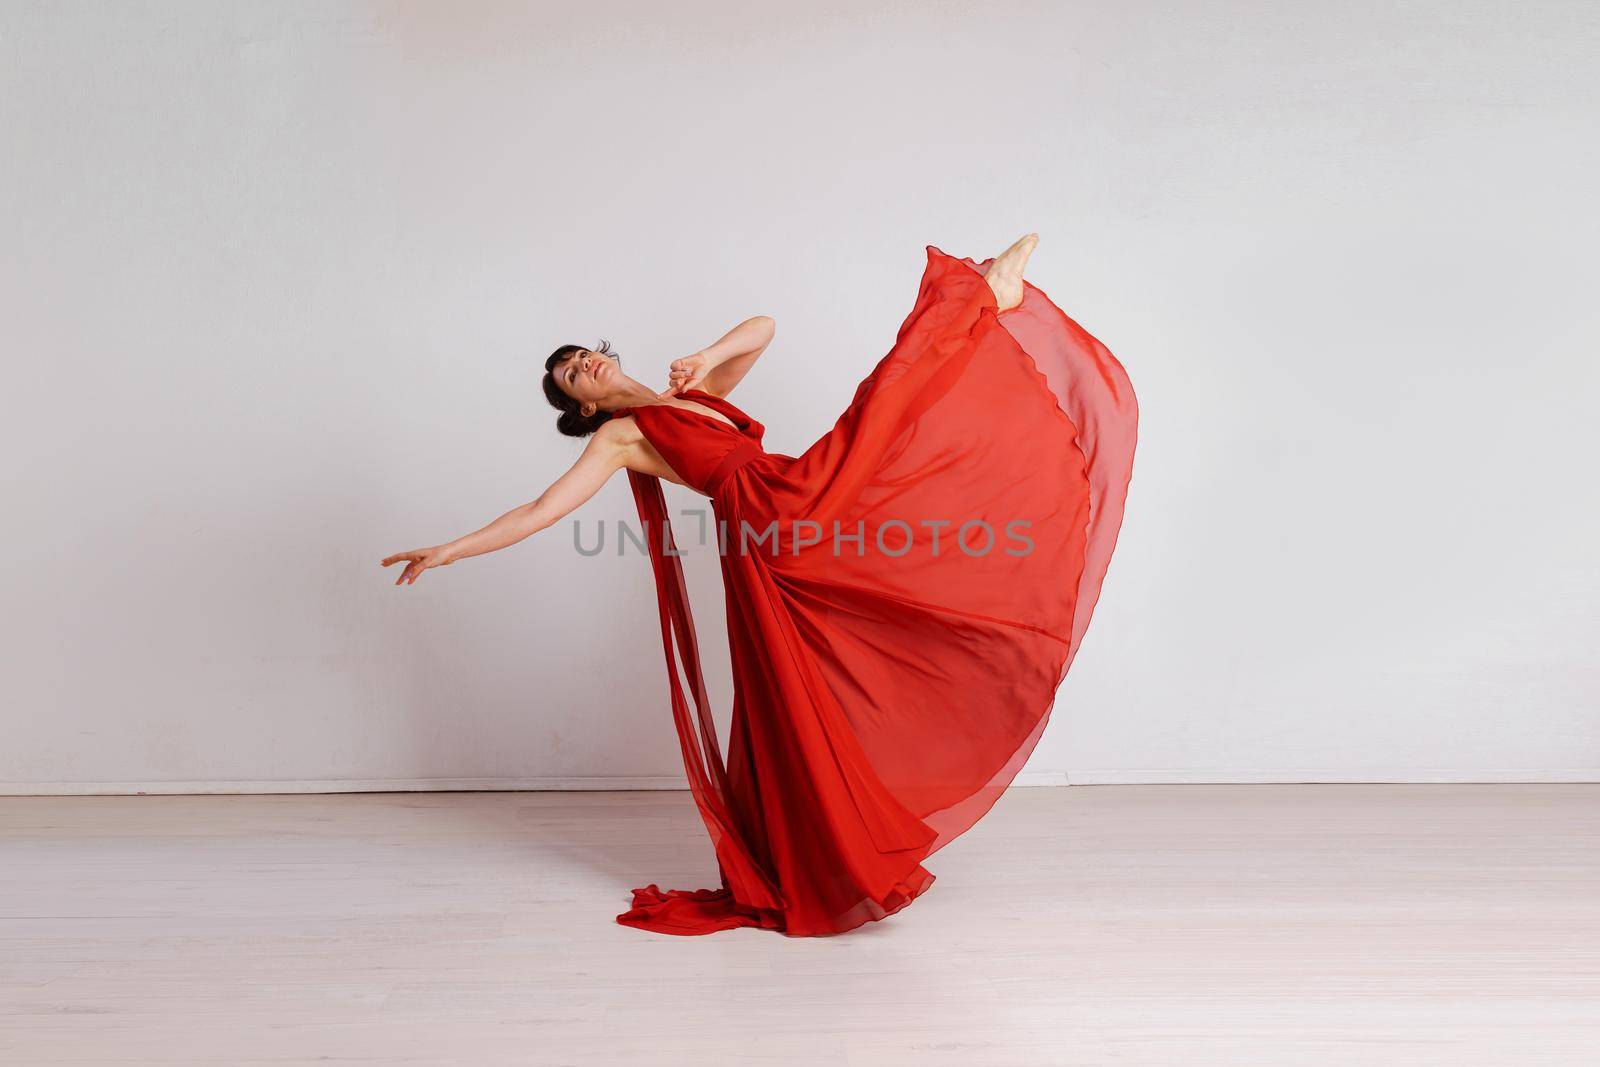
[380,421,632,586]
[662,315,774,398]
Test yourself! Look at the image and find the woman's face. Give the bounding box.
[553,348,620,414]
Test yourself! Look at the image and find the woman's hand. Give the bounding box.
[380,544,459,586]
[658,351,717,398]
[663,317,774,399]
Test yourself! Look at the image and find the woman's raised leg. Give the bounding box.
[982,232,1039,311]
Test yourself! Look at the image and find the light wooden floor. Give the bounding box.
[2,785,1595,1065]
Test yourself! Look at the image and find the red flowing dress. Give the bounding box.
[609,245,1137,937]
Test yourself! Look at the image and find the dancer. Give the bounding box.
[382,235,1138,936]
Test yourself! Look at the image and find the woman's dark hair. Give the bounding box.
[542,338,621,438]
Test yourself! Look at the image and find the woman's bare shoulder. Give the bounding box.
[593,413,642,447]
[595,413,691,487]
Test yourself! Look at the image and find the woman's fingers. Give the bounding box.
[658,354,711,398]
[380,550,435,585]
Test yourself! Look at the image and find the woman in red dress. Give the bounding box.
[382,235,1138,937]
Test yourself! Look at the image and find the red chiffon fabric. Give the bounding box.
[610,245,1137,937]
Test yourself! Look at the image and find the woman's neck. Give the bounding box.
[605,379,666,411]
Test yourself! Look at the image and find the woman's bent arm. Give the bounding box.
[381,422,630,585]
[664,315,774,398]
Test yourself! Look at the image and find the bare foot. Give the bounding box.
[983,232,1038,311]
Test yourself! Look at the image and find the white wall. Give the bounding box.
[3,1,1596,793]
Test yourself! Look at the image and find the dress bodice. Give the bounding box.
[610,388,767,497]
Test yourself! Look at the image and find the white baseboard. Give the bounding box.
[1068,768,1599,784]
[0,774,1073,797]
[1,768,1594,796]
[1,776,696,796]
